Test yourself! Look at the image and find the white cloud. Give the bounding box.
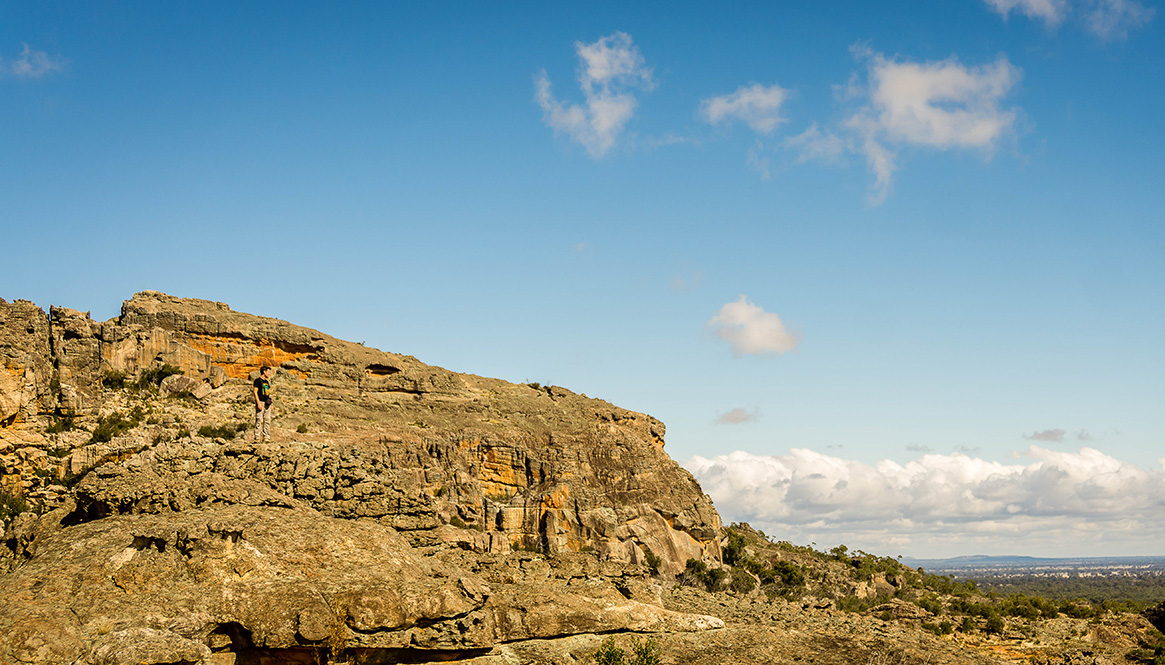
[746,141,772,180]
[846,48,1021,204]
[3,43,65,78]
[982,0,1153,40]
[706,295,798,357]
[716,407,759,425]
[1025,428,1067,441]
[1085,0,1155,40]
[983,0,1069,26]
[685,447,1165,557]
[535,32,654,158]
[783,123,846,164]
[700,83,790,135]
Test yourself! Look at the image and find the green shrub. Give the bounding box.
[643,550,662,577]
[769,560,806,587]
[628,637,661,665]
[729,567,757,594]
[722,530,746,565]
[1059,601,1098,619]
[197,424,238,440]
[136,364,183,389]
[0,487,28,524]
[590,636,660,665]
[46,414,76,433]
[88,411,140,444]
[985,614,1005,634]
[101,370,127,390]
[705,567,727,592]
[592,637,625,665]
[679,559,726,592]
[296,423,309,434]
[916,595,944,615]
[514,538,543,553]
[837,596,872,613]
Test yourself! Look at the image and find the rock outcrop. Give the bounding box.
[1,501,722,664]
[0,291,728,664]
[1,291,721,575]
[0,298,55,427]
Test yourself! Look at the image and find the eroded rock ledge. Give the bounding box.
[1,291,724,664]
[1,502,722,665]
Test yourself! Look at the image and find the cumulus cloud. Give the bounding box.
[2,43,65,78]
[685,447,1165,557]
[1025,428,1067,442]
[716,407,759,425]
[784,123,846,164]
[535,32,654,158]
[700,83,790,135]
[983,0,1069,26]
[706,295,798,357]
[1085,0,1156,40]
[845,47,1021,204]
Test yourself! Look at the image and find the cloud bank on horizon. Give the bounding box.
[685,447,1165,558]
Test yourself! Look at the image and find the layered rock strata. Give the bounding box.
[1,291,720,572]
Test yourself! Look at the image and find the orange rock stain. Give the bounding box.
[180,332,314,379]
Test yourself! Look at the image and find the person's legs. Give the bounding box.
[253,406,264,443]
[260,403,273,442]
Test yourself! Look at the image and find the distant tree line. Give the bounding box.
[970,573,1165,611]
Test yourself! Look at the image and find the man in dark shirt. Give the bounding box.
[252,366,274,443]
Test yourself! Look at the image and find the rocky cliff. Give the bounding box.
[0,291,724,664]
[1,291,720,570]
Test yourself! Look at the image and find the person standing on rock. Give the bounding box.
[252,366,274,443]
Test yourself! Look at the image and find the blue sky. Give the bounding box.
[3,1,1163,558]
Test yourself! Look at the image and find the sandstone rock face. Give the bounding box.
[0,291,726,664]
[0,501,722,664]
[0,299,54,425]
[12,291,720,574]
